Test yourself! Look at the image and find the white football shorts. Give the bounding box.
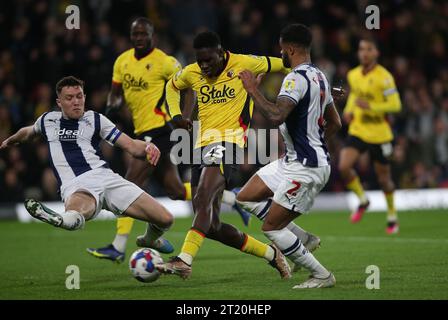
[60,167,144,219]
[257,157,330,214]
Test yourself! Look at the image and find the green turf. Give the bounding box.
[0,210,447,300]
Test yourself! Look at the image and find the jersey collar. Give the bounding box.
[133,47,155,61]
[292,61,312,71]
[361,63,378,76]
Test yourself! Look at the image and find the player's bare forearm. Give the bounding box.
[324,122,341,140]
[0,126,36,149]
[122,136,146,158]
[115,133,160,165]
[130,139,148,158]
[239,70,293,126]
[180,88,195,120]
[342,112,353,125]
[133,140,160,166]
[107,93,122,109]
[249,88,284,125]
[106,83,124,112]
[323,103,342,140]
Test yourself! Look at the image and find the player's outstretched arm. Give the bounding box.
[105,82,124,115]
[268,56,290,74]
[368,91,402,113]
[0,126,37,149]
[165,80,182,119]
[114,133,160,166]
[323,102,342,140]
[360,74,402,113]
[165,80,192,130]
[180,88,196,121]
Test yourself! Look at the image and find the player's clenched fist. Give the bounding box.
[145,143,161,166]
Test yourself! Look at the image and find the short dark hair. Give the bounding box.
[132,17,154,31]
[359,34,379,49]
[193,31,221,49]
[280,24,312,49]
[56,76,84,95]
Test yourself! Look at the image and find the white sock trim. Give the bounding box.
[264,228,329,278]
[112,234,128,253]
[178,253,193,266]
[237,199,272,220]
[264,245,275,261]
[263,228,300,254]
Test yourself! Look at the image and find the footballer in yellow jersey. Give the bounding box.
[156,31,291,280]
[339,37,402,234]
[112,47,180,135]
[87,18,189,262]
[344,64,401,144]
[166,50,287,149]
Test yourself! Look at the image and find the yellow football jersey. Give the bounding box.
[165,51,288,148]
[112,48,181,135]
[344,64,401,144]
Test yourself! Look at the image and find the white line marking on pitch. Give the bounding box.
[322,235,448,244]
[165,232,448,244]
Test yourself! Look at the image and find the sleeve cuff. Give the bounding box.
[172,115,183,122]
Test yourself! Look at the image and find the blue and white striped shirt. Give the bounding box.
[277,63,333,167]
[33,110,122,187]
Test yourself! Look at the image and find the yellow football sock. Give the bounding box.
[385,191,397,221]
[183,182,192,200]
[347,176,368,204]
[240,234,269,259]
[180,228,205,261]
[117,217,134,235]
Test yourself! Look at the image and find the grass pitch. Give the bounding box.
[0,210,447,300]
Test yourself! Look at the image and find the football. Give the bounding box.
[129,248,163,283]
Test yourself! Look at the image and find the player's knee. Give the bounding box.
[261,219,277,232]
[378,175,394,190]
[236,191,248,202]
[159,211,174,229]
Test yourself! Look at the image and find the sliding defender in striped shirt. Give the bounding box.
[0,76,173,245]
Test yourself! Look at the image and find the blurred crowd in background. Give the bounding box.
[0,0,447,202]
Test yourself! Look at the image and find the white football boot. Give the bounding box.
[293,273,336,289]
